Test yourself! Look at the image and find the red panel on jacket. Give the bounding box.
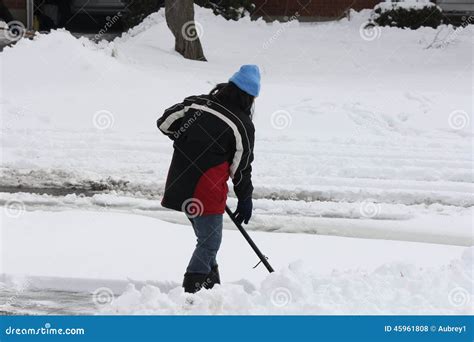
[193,161,230,215]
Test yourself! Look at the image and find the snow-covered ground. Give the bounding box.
[0,191,471,246]
[0,9,472,242]
[0,7,472,314]
[1,210,472,314]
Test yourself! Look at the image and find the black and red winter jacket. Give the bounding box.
[157,94,255,215]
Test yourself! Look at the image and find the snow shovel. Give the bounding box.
[225,205,274,273]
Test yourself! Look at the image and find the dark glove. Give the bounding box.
[233,198,253,225]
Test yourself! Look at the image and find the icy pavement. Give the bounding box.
[0,286,96,315]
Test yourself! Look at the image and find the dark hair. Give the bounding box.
[210,82,254,117]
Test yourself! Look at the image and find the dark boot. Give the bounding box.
[182,272,212,294]
[208,265,220,287]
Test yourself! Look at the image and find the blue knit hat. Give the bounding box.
[229,65,261,97]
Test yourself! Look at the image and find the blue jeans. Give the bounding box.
[186,214,223,274]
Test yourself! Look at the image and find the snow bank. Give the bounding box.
[1,6,471,135]
[1,210,471,314]
[105,251,473,315]
[375,0,438,12]
[1,29,120,91]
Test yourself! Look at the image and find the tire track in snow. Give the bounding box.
[0,171,472,207]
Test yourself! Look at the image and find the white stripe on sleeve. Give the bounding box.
[159,108,186,134]
[189,103,244,178]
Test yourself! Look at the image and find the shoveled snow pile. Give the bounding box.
[104,250,473,315]
[1,210,472,314]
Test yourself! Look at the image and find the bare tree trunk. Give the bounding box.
[165,0,206,62]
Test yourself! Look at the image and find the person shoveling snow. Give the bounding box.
[157,65,260,293]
